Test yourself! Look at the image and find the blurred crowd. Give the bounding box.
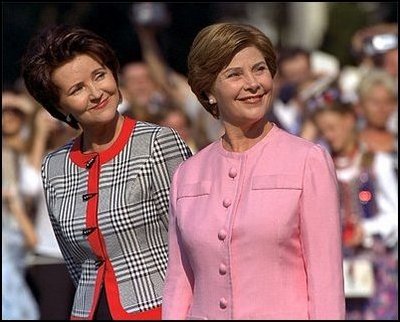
[2,10,398,320]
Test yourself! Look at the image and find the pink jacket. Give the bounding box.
[162,125,345,320]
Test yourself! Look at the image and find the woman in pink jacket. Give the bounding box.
[162,22,345,320]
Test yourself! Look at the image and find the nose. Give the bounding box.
[243,73,260,91]
[88,83,102,100]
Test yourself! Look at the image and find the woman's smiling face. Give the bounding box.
[51,54,120,128]
[209,46,274,127]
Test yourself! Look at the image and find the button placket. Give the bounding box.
[82,192,97,201]
[85,156,97,169]
[228,167,237,179]
[218,229,227,241]
[94,259,104,269]
[219,263,227,275]
[82,227,97,236]
[223,198,232,208]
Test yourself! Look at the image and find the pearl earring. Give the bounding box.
[209,98,216,104]
[66,114,71,122]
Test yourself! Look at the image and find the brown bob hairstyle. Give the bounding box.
[21,24,120,129]
[187,22,277,119]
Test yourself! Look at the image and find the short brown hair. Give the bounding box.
[21,25,120,129]
[188,23,277,119]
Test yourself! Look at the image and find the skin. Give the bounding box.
[2,108,26,136]
[383,49,398,78]
[313,111,356,156]
[51,54,123,153]
[121,62,158,107]
[358,83,396,152]
[313,110,364,246]
[2,108,28,153]
[208,46,274,152]
[360,83,396,130]
[159,110,190,142]
[279,53,311,86]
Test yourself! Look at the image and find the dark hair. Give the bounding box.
[188,23,277,119]
[21,25,120,129]
[276,46,310,80]
[311,100,356,124]
[277,47,310,67]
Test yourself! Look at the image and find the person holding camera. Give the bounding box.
[21,24,192,320]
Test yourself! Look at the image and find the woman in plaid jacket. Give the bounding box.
[21,25,192,320]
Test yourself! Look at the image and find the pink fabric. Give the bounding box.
[163,125,345,320]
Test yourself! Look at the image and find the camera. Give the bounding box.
[130,2,170,28]
[362,33,398,56]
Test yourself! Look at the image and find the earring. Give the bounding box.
[209,98,216,105]
[66,114,71,122]
[118,90,123,105]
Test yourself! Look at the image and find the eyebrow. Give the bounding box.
[223,61,267,73]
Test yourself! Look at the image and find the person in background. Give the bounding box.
[350,23,397,81]
[132,6,222,149]
[312,101,398,320]
[267,47,312,136]
[357,69,397,157]
[2,144,39,320]
[162,22,345,320]
[2,91,34,154]
[157,107,199,154]
[2,90,39,320]
[21,24,191,320]
[23,109,78,320]
[119,61,167,123]
[339,23,397,106]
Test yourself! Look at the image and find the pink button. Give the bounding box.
[219,298,227,309]
[218,229,227,241]
[223,198,231,208]
[229,168,237,178]
[219,263,227,275]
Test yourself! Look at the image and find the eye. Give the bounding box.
[70,85,83,95]
[255,65,268,74]
[227,72,240,78]
[95,71,106,81]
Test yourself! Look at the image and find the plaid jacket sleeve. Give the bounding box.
[41,154,82,286]
[150,127,192,223]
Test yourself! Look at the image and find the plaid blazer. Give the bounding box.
[41,117,192,319]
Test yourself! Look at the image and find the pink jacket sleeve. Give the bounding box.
[299,145,345,319]
[162,166,193,320]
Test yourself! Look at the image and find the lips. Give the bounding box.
[92,97,110,110]
[240,94,264,103]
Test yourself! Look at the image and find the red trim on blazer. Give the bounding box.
[70,116,136,167]
[105,261,162,319]
[69,116,164,319]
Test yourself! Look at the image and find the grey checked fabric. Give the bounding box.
[42,121,192,319]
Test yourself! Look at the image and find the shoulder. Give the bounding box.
[273,126,328,157]
[176,140,218,172]
[41,140,74,184]
[274,126,315,150]
[42,140,74,168]
[133,120,179,140]
[133,120,163,136]
[132,121,191,156]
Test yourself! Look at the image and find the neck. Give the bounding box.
[334,139,359,159]
[222,118,272,152]
[82,114,124,153]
